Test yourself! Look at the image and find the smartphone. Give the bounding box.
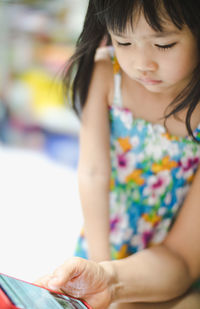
[0,273,92,309]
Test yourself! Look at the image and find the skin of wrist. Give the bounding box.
[99,260,121,305]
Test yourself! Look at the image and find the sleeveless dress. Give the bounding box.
[75,47,200,263]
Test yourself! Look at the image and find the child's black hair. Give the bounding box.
[63,0,200,140]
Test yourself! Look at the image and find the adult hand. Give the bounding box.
[36,257,115,309]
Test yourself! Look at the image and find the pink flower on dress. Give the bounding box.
[143,171,171,205]
[114,152,137,183]
[110,217,120,231]
[179,157,199,172]
[118,153,127,167]
[110,211,132,245]
[142,230,154,247]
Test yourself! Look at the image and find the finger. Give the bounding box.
[34,274,53,288]
[47,257,86,289]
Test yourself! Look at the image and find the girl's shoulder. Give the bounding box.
[94,46,114,79]
[95,46,119,74]
[93,46,115,106]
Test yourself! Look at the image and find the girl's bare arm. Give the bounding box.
[78,55,113,261]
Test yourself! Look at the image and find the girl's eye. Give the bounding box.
[116,42,131,47]
[155,42,177,50]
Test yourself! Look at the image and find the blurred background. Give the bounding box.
[0,0,88,282]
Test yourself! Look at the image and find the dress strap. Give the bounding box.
[108,46,123,107]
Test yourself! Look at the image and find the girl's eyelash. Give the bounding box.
[116,41,177,50]
[155,42,177,50]
[117,42,131,46]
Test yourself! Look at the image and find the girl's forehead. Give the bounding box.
[105,2,185,37]
[109,14,181,38]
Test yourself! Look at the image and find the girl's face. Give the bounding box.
[109,13,199,98]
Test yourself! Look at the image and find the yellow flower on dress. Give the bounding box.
[115,244,129,259]
[162,132,179,141]
[152,155,178,173]
[110,178,115,190]
[187,174,194,183]
[118,137,132,152]
[142,213,161,227]
[126,169,145,185]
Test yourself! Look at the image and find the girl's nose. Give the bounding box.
[135,52,158,73]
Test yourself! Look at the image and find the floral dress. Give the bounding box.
[75,47,200,262]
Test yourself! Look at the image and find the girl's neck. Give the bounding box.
[121,72,173,120]
[121,72,200,137]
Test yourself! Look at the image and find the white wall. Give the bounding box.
[0,146,83,282]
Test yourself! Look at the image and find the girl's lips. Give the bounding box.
[137,78,162,85]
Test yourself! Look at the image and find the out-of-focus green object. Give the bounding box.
[0,0,58,9]
[1,0,52,4]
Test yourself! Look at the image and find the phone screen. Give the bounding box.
[0,274,88,309]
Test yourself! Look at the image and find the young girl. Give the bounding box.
[70,0,200,263]
[38,0,200,308]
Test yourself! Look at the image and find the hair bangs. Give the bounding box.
[93,0,136,35]
[93,0,200,36]
[143,0,200,33]
[93,0,175,35]
[163,0,200,34]
[93,0,166,34]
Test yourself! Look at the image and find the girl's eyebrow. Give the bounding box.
[150,31,179,38]
[111,30,179,39]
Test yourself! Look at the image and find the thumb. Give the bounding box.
[47,257,86,291]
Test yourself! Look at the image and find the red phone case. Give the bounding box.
[0,287,18,309]
[0,273,92,309]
